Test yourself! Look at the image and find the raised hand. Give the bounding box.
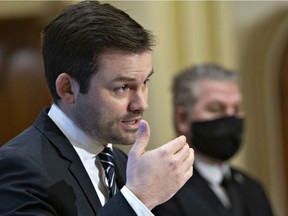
[126,120,194,210]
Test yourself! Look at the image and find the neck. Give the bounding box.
[196,151,225,166]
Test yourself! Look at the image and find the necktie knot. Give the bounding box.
[99,147,118,197]
[99,147,114,169]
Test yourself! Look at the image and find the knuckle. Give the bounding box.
[159,148,169,158]
[168,158,179,169]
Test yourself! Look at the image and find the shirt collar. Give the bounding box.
[48,103,105,159]
[195,154,230,185]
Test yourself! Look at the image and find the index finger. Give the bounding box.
[160,135,187,155]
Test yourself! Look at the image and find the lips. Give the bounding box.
[124,120,137,124]
[121,118,141,130]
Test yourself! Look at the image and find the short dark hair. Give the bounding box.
[41,1,155,102]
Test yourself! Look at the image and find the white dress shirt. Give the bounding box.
[48,103,153,216]
[195,154,232,208]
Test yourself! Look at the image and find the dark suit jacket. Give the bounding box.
[0,108,137,216]
[152,167,274,216]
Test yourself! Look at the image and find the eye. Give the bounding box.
[115,84,129,93]
[144,78,150,85]
[207,103,224,113]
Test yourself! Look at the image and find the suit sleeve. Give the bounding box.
[97,193,137,216]
[0,152,58,216]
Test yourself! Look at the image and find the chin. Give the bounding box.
[123,135,137,145]
[111,133,136,146]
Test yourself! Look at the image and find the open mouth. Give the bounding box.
[121,118,141,130]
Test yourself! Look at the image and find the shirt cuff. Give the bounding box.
[121,186,154,216]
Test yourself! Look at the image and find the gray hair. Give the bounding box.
[172,63,239,110]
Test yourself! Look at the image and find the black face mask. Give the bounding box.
[191,116,243,161]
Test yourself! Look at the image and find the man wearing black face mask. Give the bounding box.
[152,64,274,216]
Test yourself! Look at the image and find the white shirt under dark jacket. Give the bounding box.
[48,104,153,216]
[195,154,232,208]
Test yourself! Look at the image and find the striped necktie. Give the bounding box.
[99,147,118,197]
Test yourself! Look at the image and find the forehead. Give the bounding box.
[196,80,242,104]
[96,51,153,82]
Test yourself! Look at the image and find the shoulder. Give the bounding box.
[230,167,260,184]
[230,166,268,193]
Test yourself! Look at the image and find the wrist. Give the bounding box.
[125,185,156,210]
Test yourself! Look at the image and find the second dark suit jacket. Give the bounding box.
[152,167,274,216]
[0,108,137,216]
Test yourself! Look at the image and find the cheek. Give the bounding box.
[105,98,129,114]
[191,105,204,120]
[93,88,131,115]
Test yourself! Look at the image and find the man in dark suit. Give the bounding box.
[153,64,274,216]
[0,1,194,215]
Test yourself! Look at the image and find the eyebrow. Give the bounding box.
[147,70,154,79]
[109,69,154,83]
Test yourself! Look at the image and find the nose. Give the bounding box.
[129,90,149,113]
[225,106,236,116]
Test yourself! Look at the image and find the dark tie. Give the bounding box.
[221,175,246,216]
[99,147,118,198]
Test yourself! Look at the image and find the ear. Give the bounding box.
[55,73,78,104]
[174,106,190,135]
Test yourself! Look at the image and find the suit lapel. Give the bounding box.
[68,159,102,212]
[34,108,103,213]
[193,168,231,216]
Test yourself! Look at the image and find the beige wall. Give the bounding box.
[110,2,288,215]
[229,2,288,216]
[0,1,287,215]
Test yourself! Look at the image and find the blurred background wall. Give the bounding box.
[0,1,287,215]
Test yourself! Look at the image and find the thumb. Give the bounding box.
[130,119,150,157]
